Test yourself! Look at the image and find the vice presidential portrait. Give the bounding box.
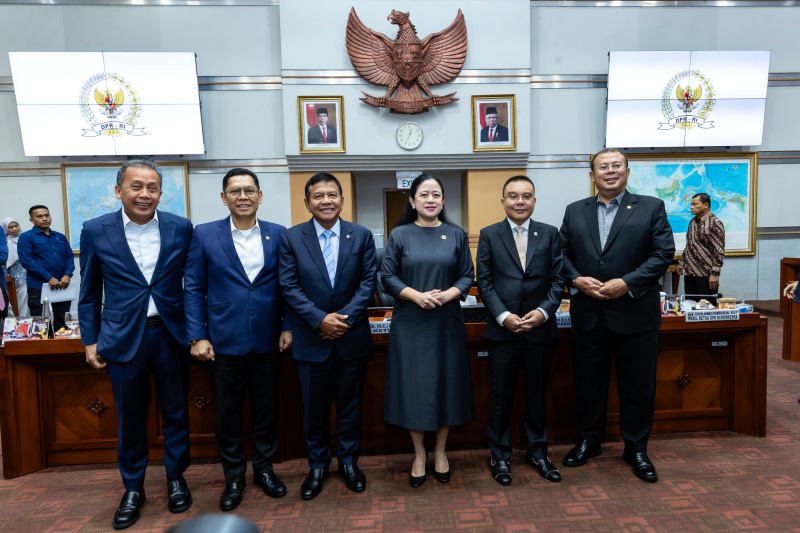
[479,106,509,143]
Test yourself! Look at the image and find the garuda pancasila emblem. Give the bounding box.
[94,88,124,118]
[346,8,467,114]
[676,83,702,112]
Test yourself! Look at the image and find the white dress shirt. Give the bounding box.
[230,218,264,283]
[121,209,160,317]
[495,217,549,326]
[313,218,340,280]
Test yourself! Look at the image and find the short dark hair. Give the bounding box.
[117,159,163,188]
[692,193,711,206]
[395,173,456,227]
[29,204,49,217]
[305,172,342,198]
[222,168,260,191]
[591,148,628,172]
[502,175,535,196]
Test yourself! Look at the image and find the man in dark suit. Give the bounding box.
[184,168,291,511]
[477,175,565,486]
[479,106,509,143]
[307,107,338,144]
[559,148,674,483]
[278,172,377,500]
[80,160,194,529]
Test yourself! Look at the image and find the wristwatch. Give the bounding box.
[188,340,199,346]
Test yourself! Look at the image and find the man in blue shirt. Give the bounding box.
[0,225,7,321]
[17,204,74,331]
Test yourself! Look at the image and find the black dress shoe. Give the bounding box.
[562,439,602,467]
[167,476,192,513]
[410,455,427,488]
[301,467,329,500]
[337,463,367,492]
[254,469,287,498]
[490,457,512,486]
[220,481,245,511]
[623,449,658,482]
[526,453,562,482]
[112,488,145,530]
[434,453,450,483]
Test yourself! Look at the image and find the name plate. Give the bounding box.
[556,314,571,328]
[370,321,391,334]
[685,309,740,322]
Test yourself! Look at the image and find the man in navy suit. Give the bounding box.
[476,176,565,486]
[559,148,674,483]
[184,168,292,511]
[479,106,510,143]
[279,172,377,500]
[79,160,194,529]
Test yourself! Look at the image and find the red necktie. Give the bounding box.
[322,127,327,143]
[489,128,494,142]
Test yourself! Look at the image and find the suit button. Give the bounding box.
[141,310,146,315]
[600,260,605,265]
[250,286,254,291]
[332,296,337,300]
[250,311,255,316]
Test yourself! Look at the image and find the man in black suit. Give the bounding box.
[559,148,674,482]
[479,106,509,143]
[476,175,565,486]
[307,107,338,144]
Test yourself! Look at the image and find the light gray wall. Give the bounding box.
[1,2,799,308]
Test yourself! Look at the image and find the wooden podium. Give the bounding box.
[1,314,767,479]
[780,257,800,361]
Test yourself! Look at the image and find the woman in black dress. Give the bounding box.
[381,173,475,487]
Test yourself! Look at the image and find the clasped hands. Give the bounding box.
[48,275,72,290]
[574,276,629,300]
[502,309,545,333]
[413,288,460,310]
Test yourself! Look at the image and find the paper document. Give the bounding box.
[41,282,78,303]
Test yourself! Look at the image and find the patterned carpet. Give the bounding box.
[2,317,800,532]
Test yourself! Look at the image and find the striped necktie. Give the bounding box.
[321,229,335,287]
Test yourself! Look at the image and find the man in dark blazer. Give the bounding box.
[477,175,565,486]
[80,160,194,529]
[559,148,674,483]
[184,168,291,511]
[307,107,338,144]
[479,106,509,143]
[279,172,377,500]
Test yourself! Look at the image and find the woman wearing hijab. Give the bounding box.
[3,217,29,316]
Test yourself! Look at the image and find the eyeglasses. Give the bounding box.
[505,193,534,201]
[225,187,259,198]
[595,163,626,172]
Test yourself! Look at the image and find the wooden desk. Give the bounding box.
[1,314,767,479]
[780,258,800,361]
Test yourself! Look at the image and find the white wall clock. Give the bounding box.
[396,122,423,150]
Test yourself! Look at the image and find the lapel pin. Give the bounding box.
[265,236,270,240]
[627,206,631,209]
[534,231,538,236]
[441,235,447,240]
[346,235,350,239]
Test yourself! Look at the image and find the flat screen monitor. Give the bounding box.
[9,52,205,156]
[605,51,770,148]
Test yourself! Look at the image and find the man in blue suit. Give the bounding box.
[184,168,292,511]
[279,172,377,500]
[79,160,194,529]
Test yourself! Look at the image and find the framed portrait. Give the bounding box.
[298,96,346,154]
[61,162,190,252]
[472,95,516,152]
[591,152,757,257]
